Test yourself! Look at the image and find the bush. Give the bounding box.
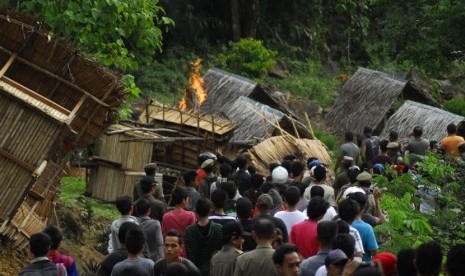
[218,38,277,80]
[444,99,465,116]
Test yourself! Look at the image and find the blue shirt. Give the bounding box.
[352,219,378,262]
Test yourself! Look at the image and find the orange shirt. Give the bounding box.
[441,135,465,157]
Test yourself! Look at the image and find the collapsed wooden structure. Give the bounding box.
[379,100,464,142]
[325,67,440,135]
[0,10,125,247]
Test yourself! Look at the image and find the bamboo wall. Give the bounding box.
[88,132,153,202]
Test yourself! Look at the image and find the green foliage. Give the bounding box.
[444,99,465,116]
[266,59,339,107]
[313,129,337,152]
[217,38,277,80]
[60,177,119,220]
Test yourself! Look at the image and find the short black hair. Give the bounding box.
[166,262,188,276]
[284,186,301,206]
[345,131,354,142]
[379,139,389,152]
[317,221,338,245]
[135,198,151,216]
[281,160,292,174]
[269,162,280,174]
[165,229,183,245]
[273,243,299,265]
[183,171,197,187]
[338,199,360,223]
[415,242,443,276]
[363,126,373,136]
[211,189,227,209]
[413,126,423,137]
[307,197,329,220]
[204,164,214,174]
[219,163,232,178]
[313,165,327,182]
[348,167,361,184]
[389,130,398,141]
[171,187,189,206]
[29,232,51,257]
[125,228,146,255]
[195,197,211,218]
[140,177,155,194]
[336,220,350,234]
[236,197,253,219]
[290,161,305,178]
[333,233,355,259]
[219,181,237,199]
[144,166,156,176]
[43,225,62,250]
[346,192,367,210]
[251,173,265,189]
[115,196,133,215]
[237,156,248,169]
[253,218,275,240]
[447,123,457,134]
[118,222,139,244]
[397,248,416,276]
[310,185,324,198]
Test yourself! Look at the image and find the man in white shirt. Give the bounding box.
[274,186,307,235]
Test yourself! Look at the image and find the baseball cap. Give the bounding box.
[272,166,288,184]
[325,249,348,266]
[308,160,322,169]
[256,194,274,209]
[223,221,250,239]
[201,159,214,169]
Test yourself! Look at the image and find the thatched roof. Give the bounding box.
[380,100,464,142]
[249,135,332,176]
[325,68,406,135]
[326,67,440,135]
[200,68,256,115]
[0,10,126,146]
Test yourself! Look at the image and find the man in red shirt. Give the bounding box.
[290,197,329,258]
[161,187,196,238]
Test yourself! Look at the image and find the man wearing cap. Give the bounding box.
[234,218,278,276]
[198,159,216,190]
[386,142,400,161]
[210,221,249,276]
[334,156,354,195]
[134,163,164,202]
[254,194,289,243]
[352,172,384,226]
[134,176,166,223]
[303,165,336,207]
[335,131,360,173]
[314,249,348,276]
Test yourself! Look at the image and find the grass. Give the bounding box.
[60,177,119,221]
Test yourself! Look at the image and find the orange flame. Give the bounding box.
[178,58,207,111]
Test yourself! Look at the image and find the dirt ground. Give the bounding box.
[0,204,111,275]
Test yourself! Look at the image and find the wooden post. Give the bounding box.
[290,117,300,139]
[304,112,315,138]
[0,53,17,78]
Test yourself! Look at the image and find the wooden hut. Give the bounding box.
[0,10,125,246]
[380,100,464,142]
[86,124,159,202]
[325,68,439,135]
[140,103,235,171]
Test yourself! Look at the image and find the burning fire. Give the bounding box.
[178,58,207,111]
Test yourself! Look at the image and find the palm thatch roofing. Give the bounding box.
[0,9,125,247]
[201,68,257,115]
[380,100,464,142]
[325,67,439,135]
[249,135,332,176]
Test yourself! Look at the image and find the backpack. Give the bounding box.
[371,136,380,157]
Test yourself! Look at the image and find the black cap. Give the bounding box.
[140,176,156,190]
[223,221,250,238]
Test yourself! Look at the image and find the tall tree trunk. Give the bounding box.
[231,0,241,41]
[240,0,259,38]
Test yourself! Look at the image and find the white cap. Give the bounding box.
[342,187,366,199]
[272,166,289,184]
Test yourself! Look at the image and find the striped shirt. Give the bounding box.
[48,251,78,276]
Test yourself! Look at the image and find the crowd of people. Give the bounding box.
[18,123,465,276]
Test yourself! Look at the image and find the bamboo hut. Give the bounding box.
[0,10,125,246]
[86,124,161,202]
[380,100,464,142]
[248,135,332,178]
[140,102,235,171]
[325,68,439,135]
